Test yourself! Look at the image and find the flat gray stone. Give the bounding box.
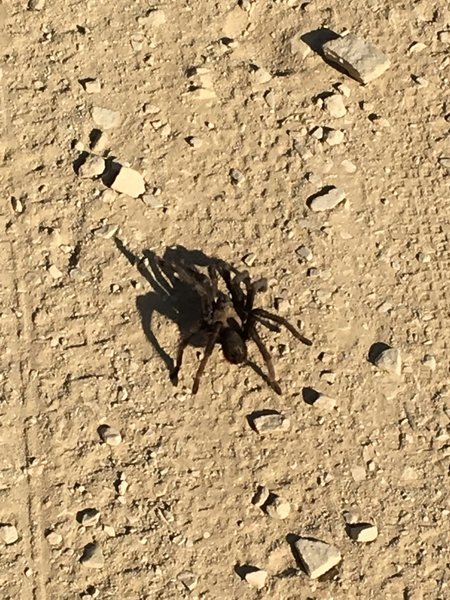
[323,33,390,84]
[252,412,290,434]
[78,154,105,179]
[295,537,341,579]
[309,187,346,212]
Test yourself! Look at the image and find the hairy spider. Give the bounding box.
[164,259,312,395]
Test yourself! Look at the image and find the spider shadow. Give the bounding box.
[114,239,229,377]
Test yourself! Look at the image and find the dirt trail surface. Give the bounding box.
[1,0,450,598]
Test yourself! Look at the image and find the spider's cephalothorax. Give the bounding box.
[165,259,312,395]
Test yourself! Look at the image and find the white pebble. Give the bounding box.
[110,165,145,198]
[245,569,268,590]
[323,94,347,118]
[92,106,122,130]
[0,524,18,545]
[98,424,122,446]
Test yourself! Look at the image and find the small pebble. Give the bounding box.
[324,129,345,146]
[90,130,109,152]
[78,155,105,179]
[252,412,290,434]
[230,168,245,186]
[245,569,268,590]
[80,543,105,569]
[437,31,450,43]
[46,531,63,546]
[178,571,198,592]
[323,94,347,118]
[11,196,24,213]
[48,265,63,280]
[98,424,122,446]
[346,522,378,542]
[310,126,324,140]
[252,485,270,507]
[110,165,145,198]
[422,354,436,371]
[351,466,366,482]
[265,495,291,520]
[94,224,119,239]
[309,187,346,212]
[144,9,167,27]
[83,79,101,94]
[251,66,272,85]
[312,392,336,410]
[28,0,45,9]
[79,508,101,527]
[335,82,351,97]
[186,136,203,148]
[296,245,313,261]
[320,370,336,384]
[408,42,427,53]
[294,537,341,579]
[416,252,431,263]
[341,159,357,173]
[92,106,122,130]
[438,157,450,172]
[0,524,18,545]
[243,253,256,267]
[374,346,401,375]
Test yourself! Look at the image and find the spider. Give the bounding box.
[163,258,312,395]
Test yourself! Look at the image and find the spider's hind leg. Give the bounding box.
[253,308,313,346]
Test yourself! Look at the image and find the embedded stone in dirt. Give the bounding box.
[46,531,63,546]
[251,412,291,434]
[92,106,122,129]
[341,159,357,173]
[0,524,18,545]
[178,571,198,591]
[252,485,270,507]
[294,537,341,579]
[82,79,101,94]
[143,8,167,27]
[245,569,268,590]
[230,168,245,186]
[48,264,63,280]
[78,154,105,179]
[98,424,122,446]
[324,129,345,146]
[309,187,346,212]
[312,392,336,410]
[77,508,101,527]
[323,94,347,118]
[296,245,313,261]
[422,354,436,370]
[109,165,146,198]
[346,522,378,542]
[80,542,105,569]
[374,347,401,375]
[265,494,291,520]
[323,33,390,84]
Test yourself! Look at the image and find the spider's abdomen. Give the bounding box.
[220,328,247,364]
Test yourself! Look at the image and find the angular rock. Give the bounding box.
[265,495,291,520]
[78,508,101,527]
[323,33,390,84]
[98,424,122,446]
[296,245,313,261]
[245,569,268,590]
[323,94,347,118]
[252,485,270,507]
[374,347,401,375]
[0,524,18,545]
[422,354,436,371]
[92,106,122,129]
[110,166,145,198]
[341,159,357,173]
[189,87,217,100]
[48,264,63,280]
[347,522,378,542]
[78,154,105,179]
[178,571,198,591]
[144,9,167,27]
[83,79,101,94]
[312,393,336,410]
[80,542,105,569]
[46,531,63,546]
[251,412,290,434]
[295,537,341,579]
[324,129,345,146]
[309,187,346,212]
[438,157,450,172]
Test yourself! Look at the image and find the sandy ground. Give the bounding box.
[1,0,450,598]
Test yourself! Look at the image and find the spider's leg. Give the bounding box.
[165,260,214,316]
[170,330,197,384]
[217,265,247,318]
[253,308,313,346]
[207,264,219,298]
[192,322,221,394]
[249,323,282,395]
